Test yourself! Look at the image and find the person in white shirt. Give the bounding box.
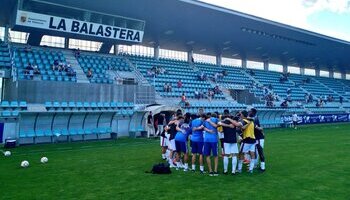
[292,112,298,129]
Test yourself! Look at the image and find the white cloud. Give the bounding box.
[199,0,350,41]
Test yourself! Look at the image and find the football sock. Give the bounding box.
[184,163,188,170]
[238,160,243,171]
[261,162,266,170]
[200,165,204,171]
[192,164,196,170]
[249,159,255,171]
[232,156,237,173]
[223,156,229,172]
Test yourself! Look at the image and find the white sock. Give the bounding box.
[223,156,229,172]
[192,164,196,170]
[200,165,204,171]
[261,162,266,170]
[162,153,166,159]
[232,156,237,173]
[249,159,255,171]
[184,163,188,170]
[238,160,243,171]
[176,162,180,167]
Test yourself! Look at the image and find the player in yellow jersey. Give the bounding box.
[237,110,256,173]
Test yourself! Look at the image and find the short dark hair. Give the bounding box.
[241,110,248,118]
[250,108,257,115]
[223,109,230,115]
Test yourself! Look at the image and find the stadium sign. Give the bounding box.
[15,10,144,43]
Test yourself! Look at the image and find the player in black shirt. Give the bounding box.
[218,114,242,175]
[165,114,180,168]
[250,108,266,171]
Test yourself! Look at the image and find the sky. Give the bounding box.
[199,0,350,42]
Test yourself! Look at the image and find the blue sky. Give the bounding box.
[199,0,350,42]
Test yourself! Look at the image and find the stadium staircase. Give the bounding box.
[124,57,150,86]
[62,50,90,83]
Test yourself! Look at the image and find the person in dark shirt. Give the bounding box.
[250,108,266,171]
[218,114,242,175]
[147,112,154,138]
[165,114,180,168]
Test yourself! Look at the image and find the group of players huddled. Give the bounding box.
[159,108,265,176]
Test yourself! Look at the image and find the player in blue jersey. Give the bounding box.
[190,114,206,173]
[174,115,190,171]
[203,113,219,176]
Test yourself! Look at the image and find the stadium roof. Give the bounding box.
[1,0,350,73]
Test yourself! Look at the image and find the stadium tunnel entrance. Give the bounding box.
[128,104,183,137]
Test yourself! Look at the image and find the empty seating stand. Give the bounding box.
[0,101,27,118]
[44,101,134,115]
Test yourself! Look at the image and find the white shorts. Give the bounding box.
[256,139,264,148]
[223,143,238,154]
[160,136,167,147]
[218,132,224,139]
[240,142,256,153]
[168,139,176,151]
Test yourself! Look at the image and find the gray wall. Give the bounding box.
[3,80,155,104]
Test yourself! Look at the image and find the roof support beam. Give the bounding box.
[341,72,346,80]
[188,50,193,63]
[27,32,43,46]
[154,45,160,60]
[216,54,222,66]
[99,42,113,54]
[315,67,320,77]
[241,58,247,68]
[263,61,269,71]
[329,68,334,78]
[300,67,305,75]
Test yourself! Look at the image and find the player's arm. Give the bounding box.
[192,125,204,131]
[203,127,214,133]
[206,118,218,128]
[218,121,234,128]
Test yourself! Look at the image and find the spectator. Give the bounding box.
[177,79,183,88]
[33,64,40,75]
[74,48,81,58]
[25,63,34,79]
[147,111,154,138]
[65,64,76,76]
[340,96,343,105]
[180,93,187,107]
[157,114,166,136]
[168,83,172,92]
[249,69,255,76]
[163,84,168,92]
[268,84,273,90]
[147,69,154,77]
[194,90,200,99]
[53,59,59,71]
[296,101,302,108]
[214,85,221,94]
[87,68,93,78]
[280,100,288,108]
[222,70,228,76]
[305,93,309,103]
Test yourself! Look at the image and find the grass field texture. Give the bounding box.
[1,123,350,200]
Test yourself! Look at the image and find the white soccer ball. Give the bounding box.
[40,157,48,163]
[21,160,29,168]
[4,151,11,156]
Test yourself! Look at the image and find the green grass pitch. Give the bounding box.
[1,123,350,200]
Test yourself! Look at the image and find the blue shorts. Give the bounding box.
[191,141,204,154]
[203,142,218,156]
[175,140,187,153]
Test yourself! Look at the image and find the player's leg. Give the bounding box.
[204,142,213,175]
[223,143,230,174]
[182,142,189,171]
[258,139,266,171]
[248,144,257,173]
[191,141,198,171]
[198,142,204,173]
[231,143,239,174]
[237,143,245,173]
[213,142,219,176]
